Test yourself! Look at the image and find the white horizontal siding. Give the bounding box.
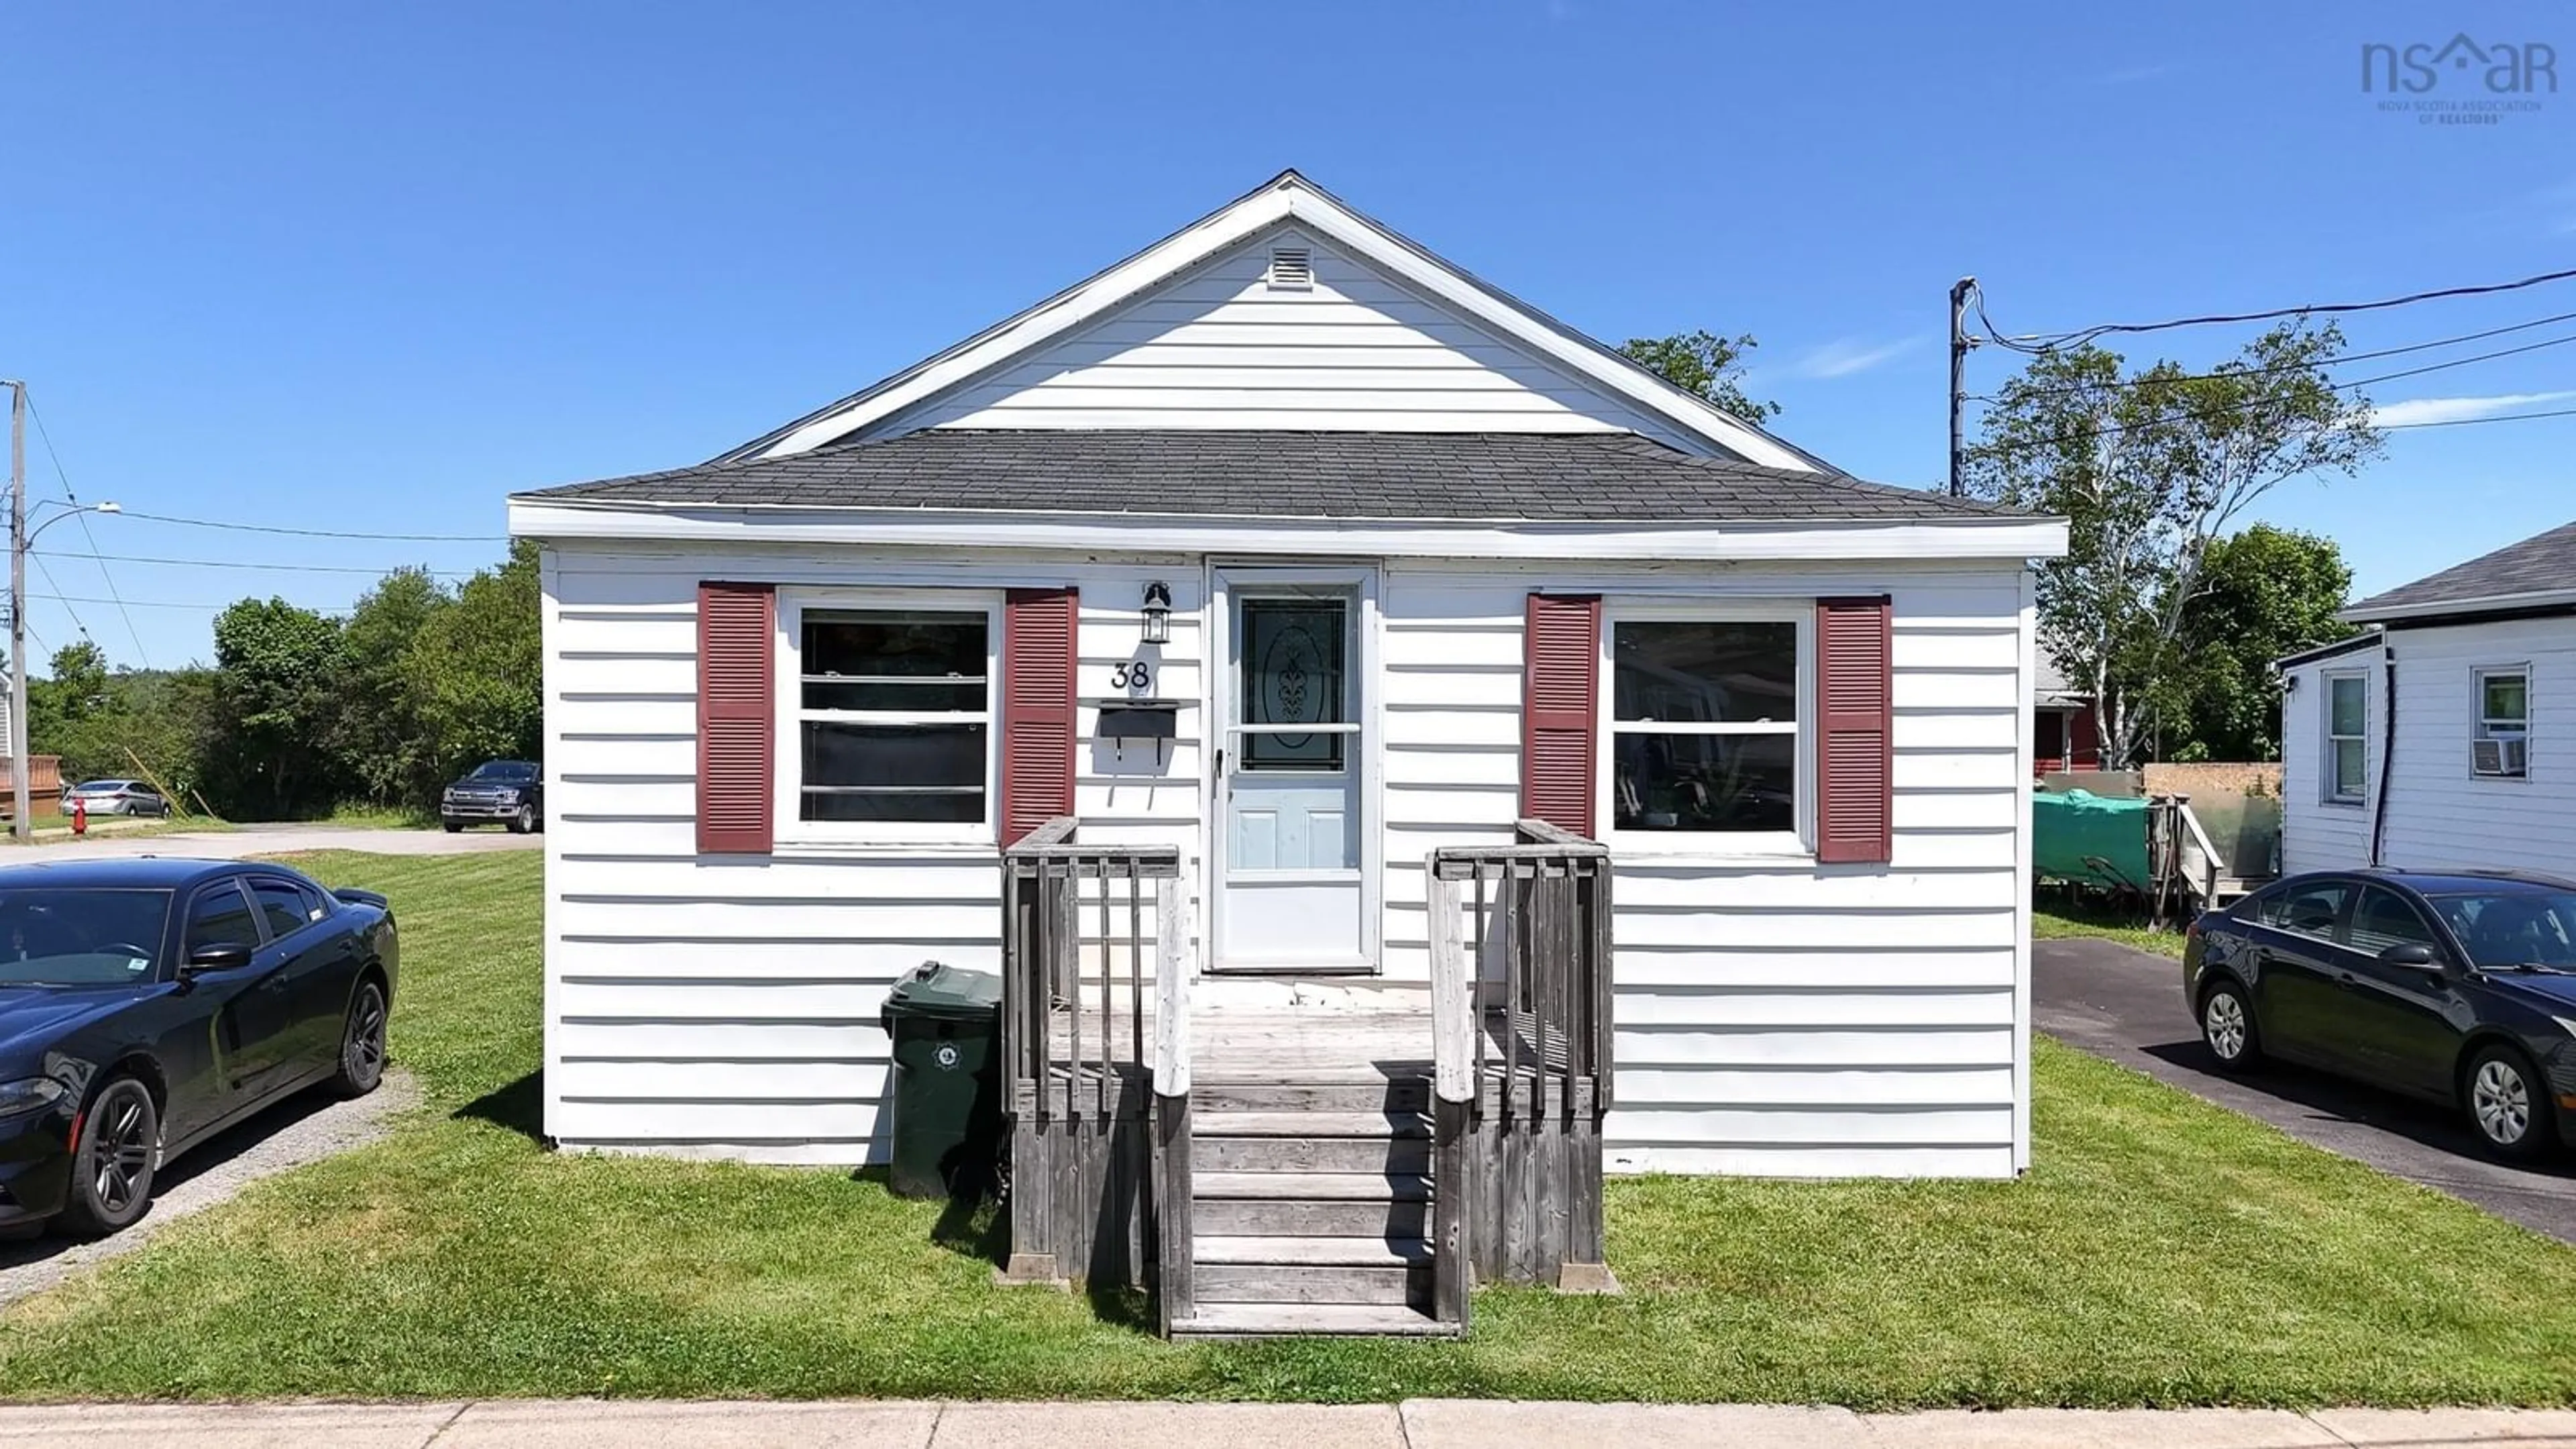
[1605,1145,2017,1176]
[1615,1065,2017,1106]
[2371,619,2576,875]
[877,225,1707,447]
[1609,1026,2018,1067]
[539,542,1201,1163]
[541,545,2031,1179]
[1605,1105,2014,1146]
[1379,559,2030,1179]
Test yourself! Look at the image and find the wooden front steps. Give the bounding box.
[1167,1079,1453,1340]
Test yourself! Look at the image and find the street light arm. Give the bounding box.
[22,502,119,547]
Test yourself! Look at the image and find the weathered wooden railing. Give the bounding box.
[998,818,1185,1292]
[1429,818,1617,1295]
[1150,886,1194,1334]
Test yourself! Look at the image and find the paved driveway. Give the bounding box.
[15,822,541,861]
[2036,935,2576,1244]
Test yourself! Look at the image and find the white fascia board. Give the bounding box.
[2341,588,2576,624]
[508,499,2068,564]
[749,176,1815,472]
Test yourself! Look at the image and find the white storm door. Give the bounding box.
[1214,571,1373,972]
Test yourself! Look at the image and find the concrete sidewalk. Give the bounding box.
[1,1400,2572,1447]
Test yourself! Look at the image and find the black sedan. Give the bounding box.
[0,859,396,1238]
[2186,867,2576,1161]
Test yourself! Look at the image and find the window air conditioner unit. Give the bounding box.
[2472,736,2528,777]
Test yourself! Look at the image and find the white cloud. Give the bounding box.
[1792,336,1922,380]
[2371,390,2576,427]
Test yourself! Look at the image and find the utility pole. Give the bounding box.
[7,380,23,842]
[1947,276,1975,497]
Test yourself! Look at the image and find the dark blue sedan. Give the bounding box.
[0,859,396,1238]
[2185,867,2576,1161]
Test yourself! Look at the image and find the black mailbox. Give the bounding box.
[1096,700,1179,740]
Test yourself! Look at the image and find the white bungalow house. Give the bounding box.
[2281,519,2576,876]
[507,172,2065,1333]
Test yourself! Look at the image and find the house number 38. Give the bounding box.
[1110,660,1152,692]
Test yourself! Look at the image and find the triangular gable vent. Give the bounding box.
[1266,245,1313,290]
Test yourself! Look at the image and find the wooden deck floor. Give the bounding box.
[1038,1003,1570,1085]
[1196,1011,1434,1084]
[1044,1006,1433,1084]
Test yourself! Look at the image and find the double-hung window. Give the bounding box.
[2324,672,2367,804]
[782,596,998,839]
[1603,608,1807,852]
[2475,666,2530,778]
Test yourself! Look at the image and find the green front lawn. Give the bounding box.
[2035,897,2190,959]
[3,851,2573,1405]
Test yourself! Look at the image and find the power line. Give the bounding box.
[1977,264,2576,354]
[1984,330,2576,458]
[2335,329,2576,390]
[33,593,226,611]
[21,391,150,667]
[23,556,97,643]
[2001,309,2576,398]
[113,509,504,543]
[32,549,478,579]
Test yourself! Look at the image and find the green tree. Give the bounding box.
[1620,330,1780,422]
[1964,323,2383,769]
[405,539,541,797]
[28,641,120,784]
[337,567,454,806]
[203,598,350,816]
[2152,525,2355,761]
[114,667,219,808]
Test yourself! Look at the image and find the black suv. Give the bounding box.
[2185,867,2576,1161]
[439,760,543,834]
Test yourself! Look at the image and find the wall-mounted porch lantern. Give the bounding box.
[1140,580,1173,644]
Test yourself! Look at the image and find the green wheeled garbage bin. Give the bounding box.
[880,961,1004,1199]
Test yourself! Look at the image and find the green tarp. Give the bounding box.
[2033,789,2151,891]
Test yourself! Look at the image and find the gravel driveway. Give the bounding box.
[0,1073,420,1309]
[0,827,480,1307]
[2037,935,2576,1244]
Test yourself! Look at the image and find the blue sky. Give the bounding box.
[5,1,2571,666]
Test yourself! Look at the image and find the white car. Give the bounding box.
[61,780,172,818]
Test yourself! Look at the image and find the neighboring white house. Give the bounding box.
[2280,519,2576,877]
[506,170,2068,1179]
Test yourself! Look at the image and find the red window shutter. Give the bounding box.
[696,582,775,855]
[1000,587,1078,845]
[1815,595,1893,865]
[1521,593,1602,838]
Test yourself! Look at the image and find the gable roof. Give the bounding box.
[716,170,1829,473]
[2274,632,2383,671]
[523,429,2010,523]
[2342,519,2576,623]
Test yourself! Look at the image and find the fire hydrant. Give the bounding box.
[70,798,85,837]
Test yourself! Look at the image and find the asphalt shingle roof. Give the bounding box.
[519,430,2017,523]
[2346,519,2576,618]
